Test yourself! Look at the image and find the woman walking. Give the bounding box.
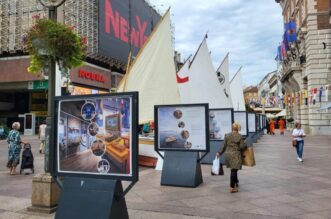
[7,122,25,175]
[292,122,306,162]
[217,122,246,193]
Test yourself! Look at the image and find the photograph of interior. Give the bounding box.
[57,97,131,175]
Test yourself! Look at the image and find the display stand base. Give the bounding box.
[200,141,224,164]
[252,133,258,143]
[161,151,203,187]
[55,177,128,219]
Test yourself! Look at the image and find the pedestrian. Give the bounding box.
[39,121,47,154]
[266,118,270,134]
[217,122,247,193]
[269,119,275,135]
[278,118,285,135]
[7,122,26,175]
[292,121,306,162]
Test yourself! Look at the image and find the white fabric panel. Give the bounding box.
[216,53,232,107]
[183,38,231,108]
[117,10,180,123]
[230,67,246,111]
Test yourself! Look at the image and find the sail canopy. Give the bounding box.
[216,53,232,107]
[117,9,180,124]
[177,36,231,108]
[230,67,246,111]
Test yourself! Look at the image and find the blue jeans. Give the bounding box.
[296,140,304,159]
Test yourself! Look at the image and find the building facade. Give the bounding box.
[243,86,258,107]
[0,0,159,134]
[276,0,331,134]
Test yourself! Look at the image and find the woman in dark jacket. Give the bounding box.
[217,122,246,193]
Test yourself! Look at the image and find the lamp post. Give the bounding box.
[39,0,66,173]
[28,0,66,214]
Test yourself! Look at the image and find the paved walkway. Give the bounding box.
[1,131,331,218]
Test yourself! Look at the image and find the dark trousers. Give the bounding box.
[230,169,238,188]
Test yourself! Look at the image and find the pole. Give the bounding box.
[45,6,57,172]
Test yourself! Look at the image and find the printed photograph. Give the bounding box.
[209,110,233,140]
[57,97,132,176]
[157,105,207,151]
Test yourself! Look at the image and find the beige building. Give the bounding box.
[276,0,331,134]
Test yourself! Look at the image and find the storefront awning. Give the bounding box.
[275,109,286,117]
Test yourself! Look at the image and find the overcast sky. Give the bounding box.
[149,0,283,86]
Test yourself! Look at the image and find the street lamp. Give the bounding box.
[38,0,66,172]
[28,0,67,214]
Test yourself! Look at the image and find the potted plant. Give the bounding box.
[25,19,86,76]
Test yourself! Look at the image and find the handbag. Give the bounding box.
[242,147,256,167]
[211,156,221,175]
[292,139,297,147]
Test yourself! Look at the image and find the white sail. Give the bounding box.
[230,67,246,111]
[216,53,232,107]
[180,37,231,108]
[117,9,180,124]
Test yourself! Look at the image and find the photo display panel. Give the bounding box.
[233,111,248,137]
[256,113,260,131]
[259,114,263,130]
[155,104,209,152]
[248,113,256,133]
[209,109,233,141]
[54,92,138,181]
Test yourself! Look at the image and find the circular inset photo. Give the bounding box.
[184,141,192,149]
[97,159,110,174]
[88,122,99,136]
[178,121,185,128]
[91,139,106,156]
[173,109,183,119]
[209,111,215,118]
[81,102,96,120]
[181,130,190,139]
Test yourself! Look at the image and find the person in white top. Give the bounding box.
[292,122,306,162]
[39,122,47,154]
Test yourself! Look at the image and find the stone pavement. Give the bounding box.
[1,131,331,219]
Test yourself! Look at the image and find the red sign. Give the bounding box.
[78,69,106,83]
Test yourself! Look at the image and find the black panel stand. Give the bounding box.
[246,133,254,147]
[55,177,128,219]
[200,141,224,164]
[252,133,258,143]
[161,151,203,187]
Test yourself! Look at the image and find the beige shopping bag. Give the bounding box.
[242,147,256,167]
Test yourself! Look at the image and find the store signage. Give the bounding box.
[99,0,160,64]
[28,80,49,90]
[31,111,48,116]
[78,69,106,83]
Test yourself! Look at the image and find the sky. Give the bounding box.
[148,0,284,86]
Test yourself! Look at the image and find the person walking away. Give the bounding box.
[278,118,285,135]
[266,119,270,134]
[39,122,47,154]
[292,122,306,162]
[7,122,26,175]
[269,119,275,135]
[217,122,247,193]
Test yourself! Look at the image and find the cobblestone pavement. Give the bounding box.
[1,130,331,218]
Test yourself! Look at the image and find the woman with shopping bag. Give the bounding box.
[216,122,246,193]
